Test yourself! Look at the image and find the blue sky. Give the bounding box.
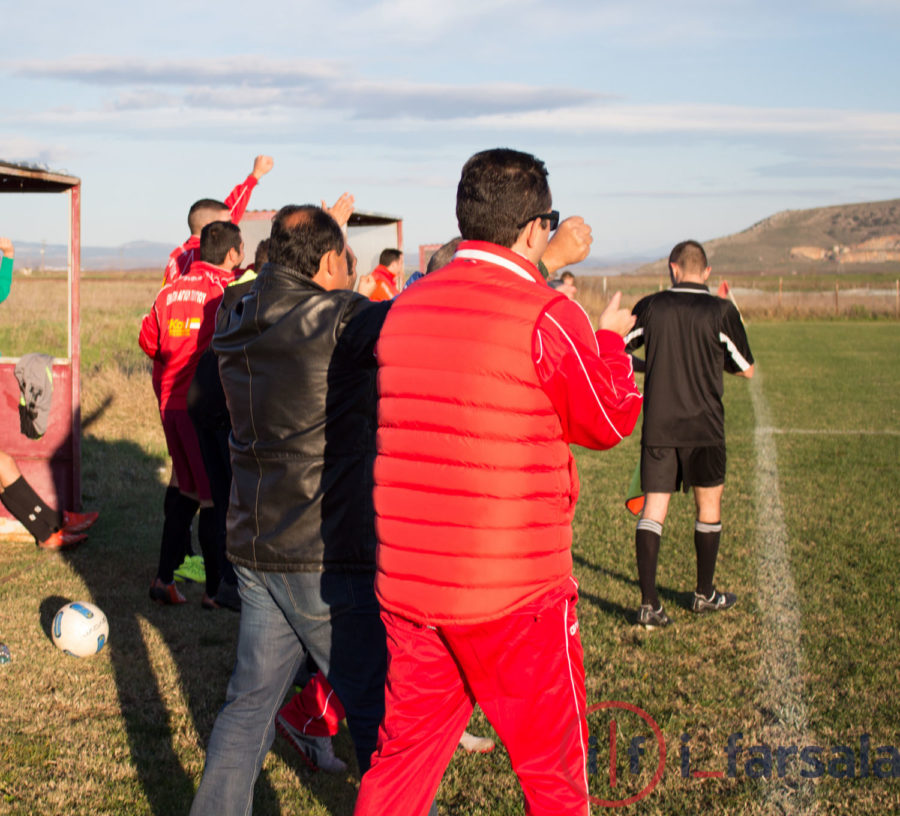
[1,0,898,263]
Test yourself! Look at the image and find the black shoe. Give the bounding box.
[637,604,671,629]
[691,589,737,613]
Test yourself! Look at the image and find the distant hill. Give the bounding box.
[12,240,171,272]
[637,198,900,276]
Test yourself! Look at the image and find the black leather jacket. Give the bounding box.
[212,262,390,573]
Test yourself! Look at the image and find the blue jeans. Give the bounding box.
[190,566,387,816]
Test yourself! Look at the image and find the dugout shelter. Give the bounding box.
[239,209,403,281]
[0,162,82,538]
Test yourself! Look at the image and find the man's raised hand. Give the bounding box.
[252,155,274,180]
[541,216,592,277]
[323,193,356,229]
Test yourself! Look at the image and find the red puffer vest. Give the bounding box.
[374,241,575,625]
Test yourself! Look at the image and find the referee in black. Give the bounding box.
[624,240,754,629]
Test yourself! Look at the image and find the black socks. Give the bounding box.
[0,476,59,544]
[694,521,722,599]
[635,519,663,608]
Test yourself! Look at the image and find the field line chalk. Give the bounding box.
[750,374,817,811]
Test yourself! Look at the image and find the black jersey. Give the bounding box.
[624,282,753,447]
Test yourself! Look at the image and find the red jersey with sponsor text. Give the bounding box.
[139,261,236,410]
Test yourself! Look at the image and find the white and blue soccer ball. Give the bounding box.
[52,601,109,658]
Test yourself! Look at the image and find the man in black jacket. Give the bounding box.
[191,205,390,816]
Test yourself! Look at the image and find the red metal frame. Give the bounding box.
[0,164,82,534]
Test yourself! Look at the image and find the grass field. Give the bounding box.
[0,277,898,815]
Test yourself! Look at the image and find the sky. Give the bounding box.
[1,0,899,264]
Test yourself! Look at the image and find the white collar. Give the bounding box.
[453,247,534,282]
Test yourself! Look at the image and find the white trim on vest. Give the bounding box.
[454,248,535,282]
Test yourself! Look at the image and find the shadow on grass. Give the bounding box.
[49,434,359,815]
[572,552,695,620]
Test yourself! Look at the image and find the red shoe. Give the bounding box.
[63,510,99,533]
[149,578,187,605]
[39,530,87,551]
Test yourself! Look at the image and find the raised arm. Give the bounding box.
[224,155,274,224]
[322,192,356,229]
[0,237,14,304]
[540,216,592,278]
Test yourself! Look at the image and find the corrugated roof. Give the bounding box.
[242,208,400,226]
[0,161,80,193]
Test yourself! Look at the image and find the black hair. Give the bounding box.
[267,205,344,278]
[426,237,462,274]
[456,148,551,248]
[669,240,708,274]
[199,221,242,266]
[254,238,270,269]
[379,248,403,267]
[188,198,229,234]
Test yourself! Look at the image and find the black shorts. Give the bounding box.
[640,445,726,494]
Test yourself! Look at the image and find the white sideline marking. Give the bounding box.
[750,375,816,810]
[760,427,900,437]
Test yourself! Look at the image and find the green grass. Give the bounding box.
[0,278,898,814]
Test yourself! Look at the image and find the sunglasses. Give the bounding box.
[517,209,560,231]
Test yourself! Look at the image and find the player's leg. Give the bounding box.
[152,415,197,602]
[453,579,590,816]
[190,565,305,816]
[689,446,734,612]
[693,482,724,595]
[275,670,348,773]
[354,610,474,816]
[636,446,676,624]
[0,450,81,548]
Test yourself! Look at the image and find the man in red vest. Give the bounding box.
[355,148,643,816]
[363,248,403,301]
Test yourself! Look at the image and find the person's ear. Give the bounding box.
[701,266,712,282]
[314,248,343,290]
[525,217,546,250]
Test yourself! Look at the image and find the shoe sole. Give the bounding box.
[275,718,319,772]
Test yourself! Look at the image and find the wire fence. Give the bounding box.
[577,275,900,322]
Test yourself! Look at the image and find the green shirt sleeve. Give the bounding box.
[0,255,12,304]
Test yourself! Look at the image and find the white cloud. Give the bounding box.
[458,102,900,139]
[9,56,604,120]
[0,137,75,168]
[11,55,343,86]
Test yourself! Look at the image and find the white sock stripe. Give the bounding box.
[637,518,663,535]
[695,521,722,533]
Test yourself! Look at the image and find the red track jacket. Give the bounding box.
[139,261,236,410]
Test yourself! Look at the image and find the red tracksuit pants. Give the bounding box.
[354,579,589,816]
[280,672,345,737]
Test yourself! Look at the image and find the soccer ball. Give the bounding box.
[51,601,109,658]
